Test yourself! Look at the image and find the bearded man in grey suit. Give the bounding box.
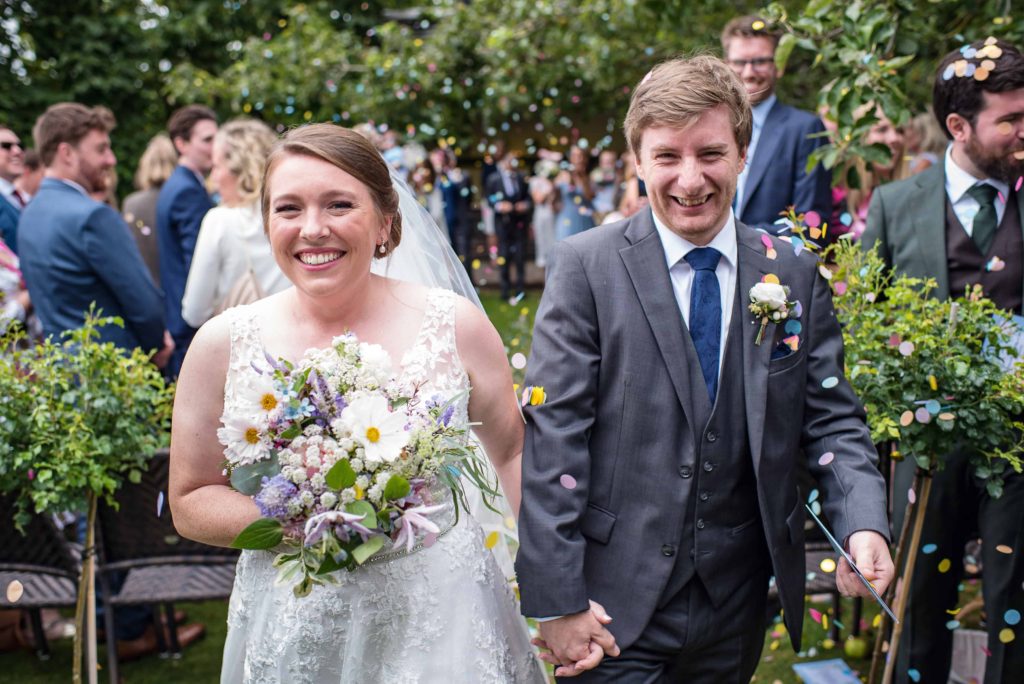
[515,55,894,681]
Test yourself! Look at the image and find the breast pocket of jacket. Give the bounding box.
[768,347,805,376]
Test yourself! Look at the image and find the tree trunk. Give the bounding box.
[72,492,98,684]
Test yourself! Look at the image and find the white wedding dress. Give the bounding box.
[220,289,545,684]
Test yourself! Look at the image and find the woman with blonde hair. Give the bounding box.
[123,134,177,284]
[181,118,290,327]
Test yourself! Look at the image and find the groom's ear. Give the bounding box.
[633,151,645,181]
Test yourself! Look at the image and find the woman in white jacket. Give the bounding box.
[181,119,290,327]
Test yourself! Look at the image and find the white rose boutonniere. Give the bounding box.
[749,281,796,345]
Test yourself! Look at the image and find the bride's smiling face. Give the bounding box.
[266,153,389,297]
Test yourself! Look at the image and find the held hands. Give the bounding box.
[152,330,175,370]
[495,200,514,214]
[532,600,620,677]
[837,530,894,598]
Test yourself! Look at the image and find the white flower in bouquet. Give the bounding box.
[240,372,283,420]
[357,342,394,385]
[217,414,272,466]
[341,394,410,465]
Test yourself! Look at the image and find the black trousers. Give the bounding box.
[495,213,528,299]
[892,451,1024,684]
[558,572,769,683]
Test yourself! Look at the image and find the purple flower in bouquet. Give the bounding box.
[254,475,298,520]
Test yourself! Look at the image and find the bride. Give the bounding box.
[168,124,545,683]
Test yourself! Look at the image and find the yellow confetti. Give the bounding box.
[955,60,969,77]
[471,259,482,270]
[354,484,365,500]
[769,639,780,651]
[766,248,777,260]
[505,516,516,530]
[763,274,780,285]
[1000,628,1016,643]
[822,638,835,650]
[529,386,546,406]
[497,257,507,266]
[928,375,938,391]
[751,20,766,30]
[996,544,1014,554]
[485,531,499,549]
[938,412,956,421]
[6,580,23,603]
[947,607,961,615]
[822,614,829,630]
[520,307,530,317]
[820,558,837,573]
[986,36,999,46]
[938,558,952,573]
[873,613,882,628]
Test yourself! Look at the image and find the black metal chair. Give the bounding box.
[96,449,239,683]
[0,493,80,660]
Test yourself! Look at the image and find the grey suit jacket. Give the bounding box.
[515,209,889,651]
[862,163,1024,299]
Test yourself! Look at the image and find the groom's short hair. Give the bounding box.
[624,55,752,156]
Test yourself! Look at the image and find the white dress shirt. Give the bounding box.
[0,177,22,208]
[734,94,776,213]
[944,145,1009,237]
[652,209,739,372]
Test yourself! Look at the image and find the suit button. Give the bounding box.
[703,461,714,472]
[661,544,675,557]
[706,431,719,443]
[696,518,706,530]
[699,491,709,502]
[679,465,693,479]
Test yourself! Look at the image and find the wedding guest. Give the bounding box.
[905,109,948,175]
[554,145,595,242]
[722,16,832,232]
[0,236,32,337]
[181,119,289,328]
[89,166,118,209]
[123,134,177,286]
[485,149,532,301]
[157,104,218,377]
[14,148,43,201]
[0,125,26,253]
[530,156,559,269]
[590,149,621,221]
[430,147,472,267]
[410,158,446,231]
[862,39,1024,684]
[833,105,907,241]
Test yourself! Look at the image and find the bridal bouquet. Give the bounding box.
[219,333,495,596]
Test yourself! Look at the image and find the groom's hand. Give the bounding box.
[837,530,894,598]
[533,600,619,676]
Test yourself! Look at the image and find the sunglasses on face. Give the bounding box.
[0,141,23,151]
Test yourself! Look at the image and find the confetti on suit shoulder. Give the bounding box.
[987,256,1006,272]
[821,376,839,389]
[818,452,835,466]
[559,474,577,490]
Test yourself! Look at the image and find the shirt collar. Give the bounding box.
[0,177,16,200]
[751,95,777,130]
[49,177,90,197]
[651,208,738,271]
[945,144,1009,203]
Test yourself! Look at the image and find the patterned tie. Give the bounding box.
[11,190,25,208]
[966,183,999,254]
[684,247,722,404]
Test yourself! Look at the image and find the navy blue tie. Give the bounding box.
[684,247,722,404]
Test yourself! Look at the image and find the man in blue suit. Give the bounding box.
[722,16,832,234]
[0,125,27,253]
[18,103,171,361]
[156,104,217,377]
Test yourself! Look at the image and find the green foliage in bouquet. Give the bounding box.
[0,306,173,527]
[827,240,1024,496]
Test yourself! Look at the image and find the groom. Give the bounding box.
[516,55,894,681]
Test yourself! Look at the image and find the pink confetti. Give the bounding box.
[1016,176,1023,192]
[998,190,1007,204]
[889,334,901,347]
[834,281,848,295]
[559,474,578,490]
[27,469,35,480]
[982,645,992,657]
[908,488,916,504]
[915,407,932,423]
[810,608,823,624]
[761,234,773,249]
[818,452,835,466]
[805,211,822,228]
[899,341,915,356]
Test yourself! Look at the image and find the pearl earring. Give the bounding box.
[378,243,387,255]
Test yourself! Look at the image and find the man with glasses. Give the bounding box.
[0,126,26,253]
[721,17,832,235]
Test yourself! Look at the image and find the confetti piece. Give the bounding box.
[794,301,803,317]
[997,544,1014,554]
[559,474,577,490]
[873,614,882,628]
[791,238,804,256]
[766,248,778,260]
[999,628,1015,643]
[938,558,952,573]
[916,407,932,424]
[505,516,516,529]
[821,376,839,389]
[510,353,527,370]
[818,264,833,280]
[922,543,938,554]
[751,19,766,30]
[899,341,915,356]
[900,410,915,427]
[908,488,917,504]
[805,211,822,228]
[820,557,837,573]
[810,608,823,624]
[939,412,956,421]
[909,668,922,682]
[947,619,961,630]
[818,452,835,466]
[925,399,941,415]
[785,319,802,335]
[1006,609,1021,625]
[157,491,165,517]
[982,644,993,656]
[763,273,780,285]
[761,234,773,249]
[808,488,819,503]
[889,334,901,347]
[6,580,23,603]
[783,335,800,351]
[955,60,968,77]
[929,375,938,391]
[987,256,1006,272]
[1016,176,1023,192]
[809,226,822,239]
[485,531,499,549]
[834,281,848,295]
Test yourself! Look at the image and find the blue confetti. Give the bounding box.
[808,488,819,503]
[785,320,803,335]
[822,376,840,389]
[922,543,938,554]
[909,668,922,682]
[946,619,961,630]
[1007,609,1022,625]
[840,211,853,226]
[925,399,942,415]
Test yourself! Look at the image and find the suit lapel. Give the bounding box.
[736,224,776,473]
[739,101,785,217]
[619,210,698,421]
[910,165,950,299]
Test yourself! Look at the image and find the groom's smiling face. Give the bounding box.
[634,105,746,246]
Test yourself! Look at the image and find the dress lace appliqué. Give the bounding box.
[220,290,543,684]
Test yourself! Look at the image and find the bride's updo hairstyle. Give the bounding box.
[260,123,403,257]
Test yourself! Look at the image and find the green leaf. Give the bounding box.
[280,424,302,440]
[345,500,378,529]
[775,33,796,74]
[325,458,357,490]
[231,518,284,550]
[229,454,280,496]
[351,535,386,565]
[383,475,411,501]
